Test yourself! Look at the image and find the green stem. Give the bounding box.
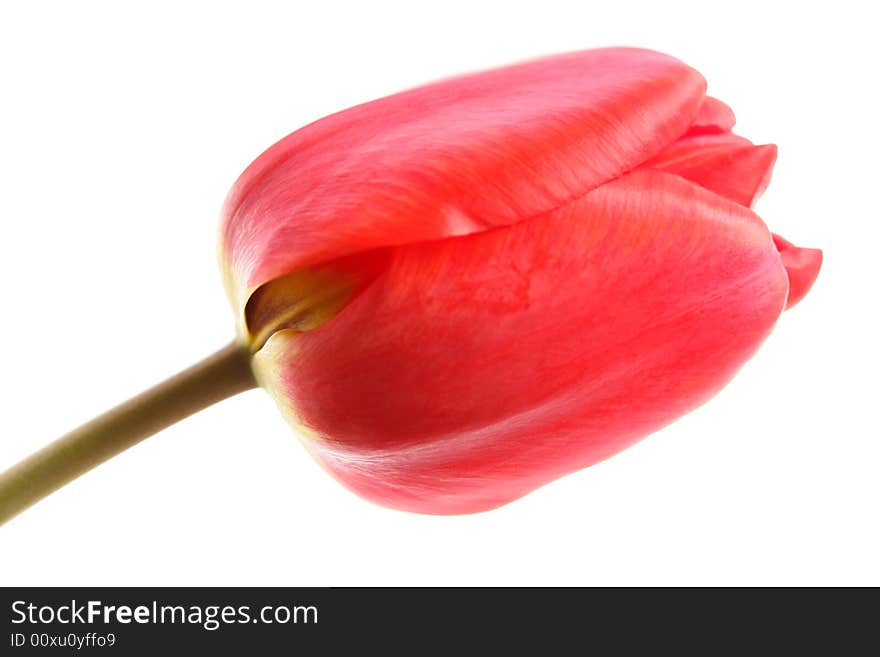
[0,341,256,526]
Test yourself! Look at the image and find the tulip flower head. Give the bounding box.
[220,48,821,514]
[0,48,821,525]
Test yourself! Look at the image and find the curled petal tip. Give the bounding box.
[746,144,778,206]
[773,234,823,309]
[687,96,736,135]
[646,137,777,207]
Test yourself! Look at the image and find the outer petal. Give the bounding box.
[221,48,707,321]
[644,133,777,207]
[254,169,789,514]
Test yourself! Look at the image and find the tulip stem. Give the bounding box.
[0,341,256,526]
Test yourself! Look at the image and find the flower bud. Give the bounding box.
[220,48,821,513]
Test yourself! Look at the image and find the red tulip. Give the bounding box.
[219,47,822,514]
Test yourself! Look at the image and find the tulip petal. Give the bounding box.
[221,48,707,326]
[644,132,752,166]
[254,169,788,514]
[686,96,736,135]
[772,234,823,309]
[645,133,777,207]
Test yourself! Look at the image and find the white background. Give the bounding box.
[0,0,876,586]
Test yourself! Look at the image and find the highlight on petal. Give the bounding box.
[220,48,708,330]
[686,96,736,135]
[773,234,823,309]
[644,133,777,207]
[253,169,788,514]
